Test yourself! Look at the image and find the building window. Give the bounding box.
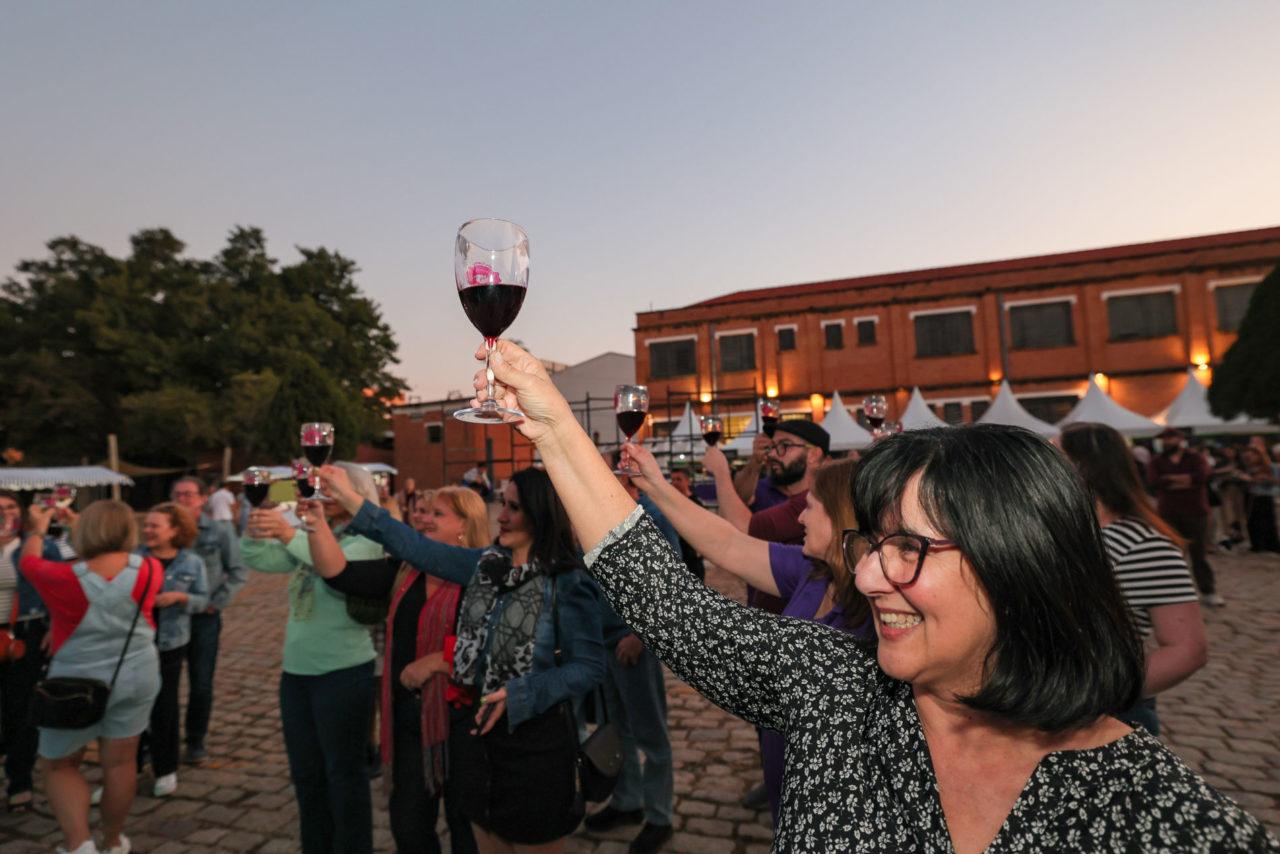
[649,339,698,378]
[777,327,797,351]
[719,333,756,373]
[856,319,877,346]
[941,402,964,425]
[914,311,975,358]
[1106,292,1177,341]
[1009,301,1074,349]
[1020,395,1078,424]
[969,400,990,422]
[426,423,443,443]
[823,322,844,350]
[1214,282,1258,333]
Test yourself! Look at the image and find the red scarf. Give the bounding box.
[380,564,462,794]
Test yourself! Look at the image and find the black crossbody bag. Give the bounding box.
[31,560,153,730]
[551,578,623,803]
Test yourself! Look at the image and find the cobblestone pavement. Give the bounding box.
[2,550,1277,852]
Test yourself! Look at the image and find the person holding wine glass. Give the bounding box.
[700,415,723,448]
[136,502,210,798]
[614,385,649,473]
[240,461,385,854]
[466,338,1278,852]
[312,463,606,853]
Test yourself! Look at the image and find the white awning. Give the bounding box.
[976,381,1060,438]
[226,462,397,483]
[724,403,764,454]
[900,388,949,431]
[1057,378,1162,438]
[1153,369,1279,435]
[0,466,135,491]
[821,391,874,451]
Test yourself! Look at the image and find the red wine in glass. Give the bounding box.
[617,410,647,439]
[614,385,649,474]
[759,400,780,438]
[296,478,316,498]
[245,483,270,507]
[303,444,332,467]
[453,219,530,423]
[701,415,723,447]
[863,395,888,432]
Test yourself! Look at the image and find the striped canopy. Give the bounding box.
[0,466,135,491]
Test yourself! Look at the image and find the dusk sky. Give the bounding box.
[3,3,1278,400]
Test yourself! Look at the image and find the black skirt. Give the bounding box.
[448,700,583,844]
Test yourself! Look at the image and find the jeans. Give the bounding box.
[280,661,375,854]
[185,611,221,750]
[1165,512,1216,595]
[602,647,674,826]
[388,694,476,854]
[0,619,47,795]
[149,645,186,777]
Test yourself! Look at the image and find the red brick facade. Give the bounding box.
[635,226,1280,427]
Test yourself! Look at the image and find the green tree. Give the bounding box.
[1208,264,1280,422]
[0,227,405,467]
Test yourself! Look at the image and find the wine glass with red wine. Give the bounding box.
[452,218,530,423]
[863,395,888,439]
[700,415,723,447]
[300,422,334,499]
[292,460,316,499]
[759,399,780,438]
[244,467,272,508]
[46,485,76,538]
[614,384,649,474]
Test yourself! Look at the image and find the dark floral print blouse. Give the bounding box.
[585,509,1278,853]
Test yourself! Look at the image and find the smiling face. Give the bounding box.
[798,492,833,561]
[495,482,534,556]
[853,473,996,699]
[426,495,468,545]
[410,496,433,533]
[0,495,21,538]
[142,511,179,551]
[171,480,206,517]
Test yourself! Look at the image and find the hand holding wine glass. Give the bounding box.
[314,465,364,516]
[244,467,272,509]
[700,415,723,447]
[759,399,780,438]
[701,445,731,481]
[614,385,649,474]
[621,442,665,494]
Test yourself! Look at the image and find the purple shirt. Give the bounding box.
[754,478,790,512]
[769,542,844,627]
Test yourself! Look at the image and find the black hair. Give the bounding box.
[853,424,1143,732]
[509,467,580,573]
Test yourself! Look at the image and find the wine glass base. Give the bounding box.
[453,405,524,424]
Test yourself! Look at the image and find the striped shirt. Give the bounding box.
[0,538,19,623]
[1102,517,1199,637]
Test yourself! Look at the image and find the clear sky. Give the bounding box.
[3,2,1278,400]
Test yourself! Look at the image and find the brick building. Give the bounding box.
[634,226,1280,434]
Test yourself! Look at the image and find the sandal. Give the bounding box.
[7,790,34,813]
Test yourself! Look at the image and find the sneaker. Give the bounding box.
[153,773,178,797]
[742,781,769,810]
[629,822,674,853]
[584,805,644,832]
[1203,593,1226,607]
[183,746,207,765]
[57,841,99,854]
[103,834,130,854]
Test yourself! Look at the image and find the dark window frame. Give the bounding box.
[855,318,877,347]
[1105,290,1179,342]
[776,326,797,351]
[1213,281,1259,333]
[718,332,757,373]
[914,309,977,358]
[822,321,845,350]
[649,337,699,379]
[1008,300,1075,350]
[426,423,443,443]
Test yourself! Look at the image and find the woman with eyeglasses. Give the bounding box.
[474,339,1276,852]
[623,443,867,824]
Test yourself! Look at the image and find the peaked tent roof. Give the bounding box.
[822,392,874,451]
[0,466,135,491]
[665,402,706,454]
[976,381,1060,438]
[1154,369,1279,435]
[1057,379,1162,437]
[900,388,949,431]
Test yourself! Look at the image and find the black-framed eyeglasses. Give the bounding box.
[767,440,808,457]
[841,529,958,587]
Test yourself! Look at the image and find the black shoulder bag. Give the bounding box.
[551,576,623,804]
[31,559,153,730]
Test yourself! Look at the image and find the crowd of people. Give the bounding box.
[1,339,1278,852]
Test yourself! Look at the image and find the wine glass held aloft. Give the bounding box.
[300,422,335,499]
[613,384,649,474]
[700,415,723,447]
[243,467,273,508]
[453,219,530,424]
[759,399,780,439]
[292,460,316,499]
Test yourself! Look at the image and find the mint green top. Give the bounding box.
[241,532,382,676]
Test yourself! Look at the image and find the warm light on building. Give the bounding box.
[699,391,712,403]
[766,385,779,399]
[809,393,826,417]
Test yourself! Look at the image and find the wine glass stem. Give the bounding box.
[484,340,497,406]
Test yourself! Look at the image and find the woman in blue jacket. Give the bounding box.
[314,464,605,852]
[137,502,209,798]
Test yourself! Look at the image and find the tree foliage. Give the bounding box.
[1208,263,1280,422]
[0,227,405,466]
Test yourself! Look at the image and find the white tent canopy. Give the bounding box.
[821,391,874,451]
[900,388,949,431]
[1154,369,1279,435]
[1057,378,1162,438]
[227,462,398,482]
[976,381,1060,438]
[0,466,135,491]
[724,402,764,454]
[665,402,705,454]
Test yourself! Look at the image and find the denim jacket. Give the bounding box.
[348,500,606,731]
[136,547,210,651]
[194,517,248,611]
